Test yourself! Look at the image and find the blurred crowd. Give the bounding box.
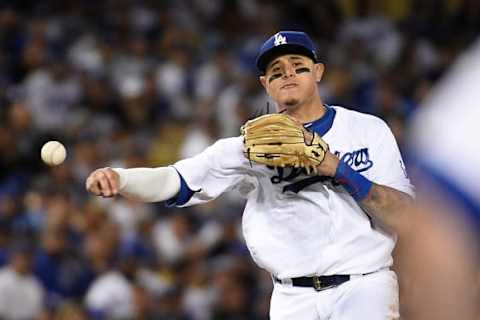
[0,0,479,319]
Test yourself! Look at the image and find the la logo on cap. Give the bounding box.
[274,33,287,46]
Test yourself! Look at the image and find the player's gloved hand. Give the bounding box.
[241,113,329,174]
[85,167,120,197]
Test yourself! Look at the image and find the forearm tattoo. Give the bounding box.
[360,183,413,231]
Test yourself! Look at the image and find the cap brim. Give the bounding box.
[256,44,317,74]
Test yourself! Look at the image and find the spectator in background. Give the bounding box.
[179,114,218,158]
[34,226,94,306]
[0,242,44,320]
[182,259,215,320]
[155,35,195,119]
[0,222,11,267]
[84,229,133,319]
[85,229,167,320]
[0,102,41,195]
[152,213,194,266]
[216,70,266,138]
[22,54,83,133]
[194,46,233,114]
[396,36,480,320]
[52,302,88,320]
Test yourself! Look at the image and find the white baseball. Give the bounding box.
[41,141,67,166]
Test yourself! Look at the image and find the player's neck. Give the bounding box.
[283,97,326,124]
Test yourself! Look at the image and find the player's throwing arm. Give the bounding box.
[85,167,181,202]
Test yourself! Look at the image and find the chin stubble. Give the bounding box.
[284,98,300,107]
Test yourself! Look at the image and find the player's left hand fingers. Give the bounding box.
[96,170,114,197]
[102,169,119,195]
[86,176,102,196]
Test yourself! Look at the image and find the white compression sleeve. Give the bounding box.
[112,167,181,202]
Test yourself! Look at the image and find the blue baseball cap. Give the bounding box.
[256,31,318,74]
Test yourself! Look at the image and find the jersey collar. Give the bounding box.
[303,105,336,136]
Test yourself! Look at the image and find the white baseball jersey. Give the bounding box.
[172,106,413,278]
[411,39,480,212]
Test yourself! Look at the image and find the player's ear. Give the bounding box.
[314,63,325,82]
[259,75,268,90]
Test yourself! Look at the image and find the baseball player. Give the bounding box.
[86,31,413,319]
[397,39,480,320]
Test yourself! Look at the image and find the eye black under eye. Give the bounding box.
[268,73,282,83]
[295,67,310,74]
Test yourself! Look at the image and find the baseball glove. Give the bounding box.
[240,113,329,174]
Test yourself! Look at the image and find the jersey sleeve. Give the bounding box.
[366,120,414,197]
[170,136,254,206]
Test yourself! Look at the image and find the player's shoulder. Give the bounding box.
[205,136,245,159]
[332,105,390,133]
[332,105,387,126]
[210,136,244,151]
[205,136,249,168]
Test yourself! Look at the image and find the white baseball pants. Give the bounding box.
[269,269,399,320]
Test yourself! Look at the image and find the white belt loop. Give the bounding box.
[272,275,293,286]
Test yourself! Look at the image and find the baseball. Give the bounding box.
[41,141,67,166]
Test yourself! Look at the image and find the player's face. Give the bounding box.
[260,55,324,109]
